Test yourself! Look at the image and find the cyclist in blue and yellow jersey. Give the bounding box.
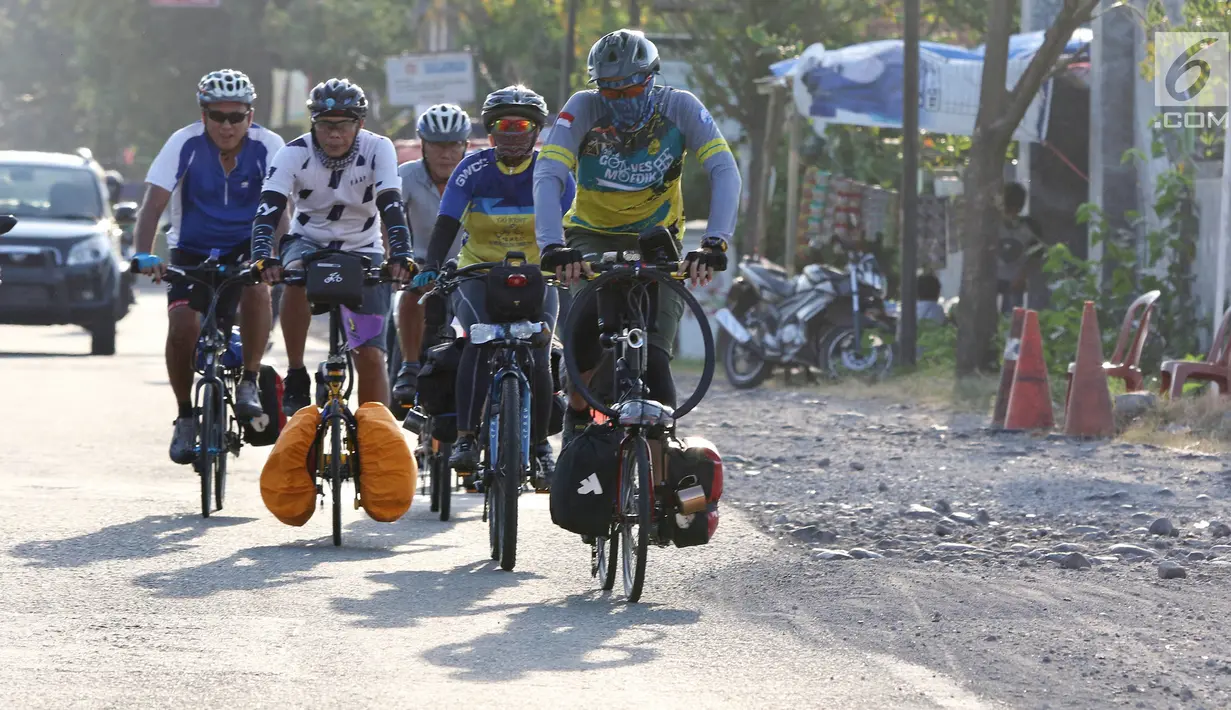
[533,29,741,444]
[413,85,576,478]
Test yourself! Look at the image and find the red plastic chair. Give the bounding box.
[1159,305,1231,398]
[1064,290,1160,408]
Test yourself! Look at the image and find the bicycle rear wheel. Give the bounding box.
[214,430,228,513]
[331,414,343,547]
[196,384,217,518]
[495,376,521,571]
[620,434,651,602]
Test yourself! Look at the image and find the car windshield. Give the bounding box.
[0,164,103,221]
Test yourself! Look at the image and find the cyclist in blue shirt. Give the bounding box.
[414,85,576,480]
[132,69,287,465]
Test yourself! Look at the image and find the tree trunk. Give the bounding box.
[754,88,785,258]
[954,0,1099,375]
[740,120,767,255]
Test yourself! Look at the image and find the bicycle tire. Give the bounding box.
[560,268,716,420]
[426,440,440,513]
[214,420,227,513]
[621,434,651,602]
[592,532,619,591]
[436,441,452,522]
[331,413,343,547]
[496,376,521,571]
[197,384,216,518]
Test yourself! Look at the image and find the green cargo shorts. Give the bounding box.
[564,227,685,358]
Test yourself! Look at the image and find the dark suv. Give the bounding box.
[0,150,132,355]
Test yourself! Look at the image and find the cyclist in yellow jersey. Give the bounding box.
[413,85,577,475]
[534,29,740,444]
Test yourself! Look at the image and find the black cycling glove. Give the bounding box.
[684,236,729,272]
[540,244,584,272]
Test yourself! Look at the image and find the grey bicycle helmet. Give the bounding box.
[480,85,550,130]
[417,104,472,142]
[197,69,256,106]
[587,29,660,82]
[307,78,368,120]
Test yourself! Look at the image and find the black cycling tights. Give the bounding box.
[451,279,559,442]
[457,342,554,441]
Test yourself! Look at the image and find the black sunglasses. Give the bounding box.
[206,109,251,125]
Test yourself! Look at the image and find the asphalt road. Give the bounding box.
[0,288,995,709]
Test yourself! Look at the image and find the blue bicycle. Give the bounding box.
[419,252,551,571]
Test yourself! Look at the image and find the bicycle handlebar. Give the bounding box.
[160,263,257,289]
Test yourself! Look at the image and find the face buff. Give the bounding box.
[598,73,657,131]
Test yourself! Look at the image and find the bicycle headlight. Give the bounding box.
[67,234,112,265]
[470,323,501,344]
[510,321,545,340]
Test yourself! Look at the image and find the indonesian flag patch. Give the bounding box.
[555,112,574,129]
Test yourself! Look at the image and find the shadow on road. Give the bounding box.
[132,503,467,598]
[8,514,256,568]
[0,351,93,359]
[420,593,702,680]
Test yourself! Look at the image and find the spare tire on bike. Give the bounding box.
[417,337,464,415]
[663,436,724,548]
[259,405,320,526]
[241,364,287,447]
[355,402,417,522]
[550,423,622,537]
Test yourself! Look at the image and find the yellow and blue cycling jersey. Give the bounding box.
[429,148,576,268]
[532,86,740,249]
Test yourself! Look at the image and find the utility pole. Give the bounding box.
[629,0,641,26]
[559,0,580,110]
[899,0,920,367]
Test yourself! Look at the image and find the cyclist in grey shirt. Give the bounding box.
[392,104,472,404]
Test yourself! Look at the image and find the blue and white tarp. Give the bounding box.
[769,29,1092,143]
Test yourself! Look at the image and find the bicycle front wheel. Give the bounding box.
[494,376,521,571]
[196,384,217,518]
[331,414,343,547]
[621,434,651,602]
[434,440,453,522]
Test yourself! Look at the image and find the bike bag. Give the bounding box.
[355,402,416,522]
[663,436,724,548]
[550,423,623,537]
[241,364,287,447]
[417,336,465,416]
[259,405,320,526]
[485,254,546,324]
[305,250,367,310]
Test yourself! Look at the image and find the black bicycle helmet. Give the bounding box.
[307,78,368,120]
[480,85,550,130]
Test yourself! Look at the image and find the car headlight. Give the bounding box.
[469,323,502,344]
[67,234,112,265]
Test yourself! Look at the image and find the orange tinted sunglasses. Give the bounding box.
[598,76,651,100]
[493,118,535,134]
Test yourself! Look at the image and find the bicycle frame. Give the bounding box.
[482,337,538,474]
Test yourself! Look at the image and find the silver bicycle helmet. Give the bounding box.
[197,69,256,106]
[417,104,472,142]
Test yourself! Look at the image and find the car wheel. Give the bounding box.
[90,317,117,356]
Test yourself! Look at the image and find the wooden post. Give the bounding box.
[784,111,802,276]
[900,0,920,367]
[754,84,783,258]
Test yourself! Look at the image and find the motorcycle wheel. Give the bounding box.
[816,322,895,382]
[722,306,772,389]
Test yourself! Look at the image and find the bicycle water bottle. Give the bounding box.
[222,326,244,369]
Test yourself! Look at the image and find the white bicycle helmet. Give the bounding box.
[197,69,256,106]
[417,104,472,143]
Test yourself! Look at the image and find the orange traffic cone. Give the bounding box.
[992,307,1027,429]
[1003,309,1055,431]
[1064,301,1115,437]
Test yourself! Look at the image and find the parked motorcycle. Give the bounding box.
[714,249,896,388]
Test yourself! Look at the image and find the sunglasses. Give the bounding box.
[206,109,251,125]
[492,118,535,134]
[597,76,652,100]
[313,118,359,134]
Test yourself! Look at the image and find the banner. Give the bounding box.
[770,29,1093,143]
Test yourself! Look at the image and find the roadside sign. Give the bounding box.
[385,52,475,107]
[150,0,221,6]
